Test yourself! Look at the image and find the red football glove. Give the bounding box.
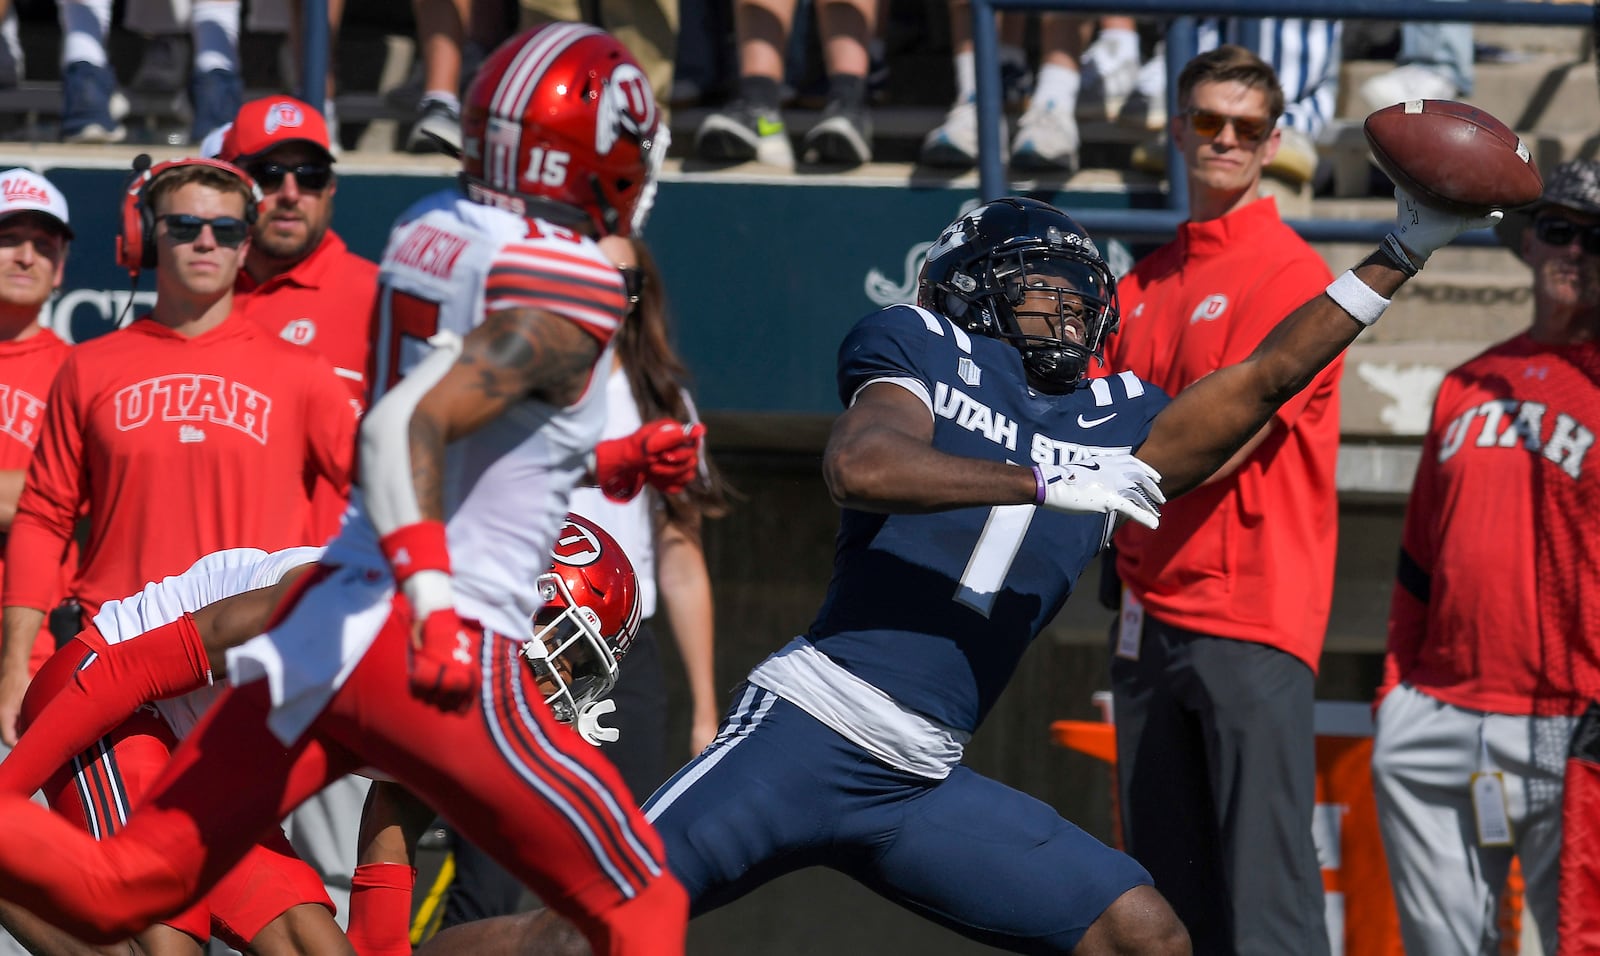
[406,606,482,714]
[592,419,707,502]
[379,520,480,712]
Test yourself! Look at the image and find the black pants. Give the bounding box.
[440,624,670,928]
[1110,615,1329,956]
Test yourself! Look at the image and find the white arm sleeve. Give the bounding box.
[359,331,463,538]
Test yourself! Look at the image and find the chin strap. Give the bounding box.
[575,698,620,745]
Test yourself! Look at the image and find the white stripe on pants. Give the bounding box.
[1371,683,1572,956]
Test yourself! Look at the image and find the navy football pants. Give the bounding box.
[643,683,1151,953]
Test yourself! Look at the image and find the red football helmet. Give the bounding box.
[461,22,665,238]
[524,513,642,725]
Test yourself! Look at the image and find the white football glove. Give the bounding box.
[1034,454,1164,533]
[1389,187,1504,264]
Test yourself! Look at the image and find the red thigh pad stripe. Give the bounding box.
[482,636,663,899]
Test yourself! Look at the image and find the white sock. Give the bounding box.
[418,91,459,113]
[60,0,112,68]
[953,50,974,104]
[191,0,240,75]
[1033,63,1080,108]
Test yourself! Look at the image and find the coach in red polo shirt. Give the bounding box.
[220,97,377,409]
[213,97,378,542]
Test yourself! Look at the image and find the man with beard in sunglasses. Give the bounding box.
[0,158,357,954]
[217,97,377,421]
[1370,159,1600,956]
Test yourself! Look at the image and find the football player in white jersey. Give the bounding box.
[0,23,694,956]
[0,514,648,956]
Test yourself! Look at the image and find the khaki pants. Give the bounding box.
[519,0,679,112]
[1372,683,1571,956]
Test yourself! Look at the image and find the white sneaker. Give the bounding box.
[1360,64,1458,112]
[920,97,1007,169]
[1077,37,1140,122]
[1119,54,1168,131]
[1012,97,1079,173]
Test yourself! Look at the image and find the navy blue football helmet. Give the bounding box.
[918,197,1119,392]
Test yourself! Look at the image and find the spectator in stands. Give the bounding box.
[922,2,1142,173]
[0,2,25,88]
[521,0,678,116]
[56,0,243,143]
[696,0,876,169]
[401,0,473,154]
[1102,44,1341,956]
[109,0,347,132]
[668,0,731,107]
[1360,20,1472,110]
[1370,159,1600,956]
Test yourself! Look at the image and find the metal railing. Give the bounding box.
[970,0,1595,244]
[301,0,330,111]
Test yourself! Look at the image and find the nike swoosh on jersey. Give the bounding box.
[1077,412,1118,427]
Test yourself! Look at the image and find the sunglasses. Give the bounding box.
[245,161,333,191]
[1533,217,1600,255]
[1185,108,1272,145]
[160,214,250,247]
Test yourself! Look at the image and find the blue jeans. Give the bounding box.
[1398,15,1473,95]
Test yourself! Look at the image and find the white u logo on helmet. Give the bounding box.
[595,63,655,156]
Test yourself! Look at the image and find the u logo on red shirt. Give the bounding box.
[1190,294,1230,323]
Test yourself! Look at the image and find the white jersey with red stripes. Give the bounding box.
[231,192,625,744]
[91,546,325,738]
[335,190,622,641]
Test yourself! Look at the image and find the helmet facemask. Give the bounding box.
[964,245,1118,393]
[523,570,623,723]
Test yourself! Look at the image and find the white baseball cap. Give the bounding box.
[0,168,72,239]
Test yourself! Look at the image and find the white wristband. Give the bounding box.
[1325,270,1391,328]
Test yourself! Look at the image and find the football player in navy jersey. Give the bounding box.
[420,191,1500,954]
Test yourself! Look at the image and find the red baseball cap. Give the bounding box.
[222,97,335,163]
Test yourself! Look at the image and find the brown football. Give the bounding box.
[1364,99,1543,214]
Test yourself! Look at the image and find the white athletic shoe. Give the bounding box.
[920,97,1008,169]
[1077,37,1140,123]
[1012,97,1080,173]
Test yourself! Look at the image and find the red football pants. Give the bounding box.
[1559,701,1600,955]
[12,633,334,949]
[0,603,686,955]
